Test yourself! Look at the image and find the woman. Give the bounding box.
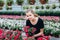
[25,9,44,40]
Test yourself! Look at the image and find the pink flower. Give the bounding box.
[16,30,21,35]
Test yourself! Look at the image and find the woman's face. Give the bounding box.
[26,11,35,20]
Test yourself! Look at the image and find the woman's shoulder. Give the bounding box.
[38,17,43,21]
[26,19,29,22]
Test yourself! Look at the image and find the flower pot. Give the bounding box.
[39,0,48,4]
[28,0,35,5]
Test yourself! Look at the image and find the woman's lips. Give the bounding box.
[28,18,32,20]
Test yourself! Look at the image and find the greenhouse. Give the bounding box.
[0,0,60,40]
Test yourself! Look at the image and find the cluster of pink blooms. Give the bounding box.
[40,16,60,21]
[0,15,21,19]
[0,15,59,21]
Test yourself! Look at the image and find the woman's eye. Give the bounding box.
[27,16,29,17]
[29,15,31,16]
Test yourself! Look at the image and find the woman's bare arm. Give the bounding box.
[33,28,44,38]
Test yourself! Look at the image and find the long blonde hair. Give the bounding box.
[26,9,39,17]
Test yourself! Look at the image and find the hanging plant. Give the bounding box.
[0,0,4,10]
[52,4,56,9]
[35,6,40,9]
[6,6,12,10]
[41,5,44,9]
[28,0,35,5]
[46,5,50,9]
[16,0,24,5]
[6,0,13,6]
[40,0,48,4]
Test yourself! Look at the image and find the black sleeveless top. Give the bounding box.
[26,17,44,35]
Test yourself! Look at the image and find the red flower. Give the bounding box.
[24,26,30,32]
[6,31,12,36]
[24,38,28,40]
[26,33,29,37]
[24,27,37,37]
[43,36,50,40]
[0,29,4,39]
[17,30,21,35]
[24,26,30,29]
[7,31,11,34]
[37,37,43,40]
[3,33,7,38]
[0,29,3,34]
[14,34,19,40]
[37,36,50,40]
[31,28,36,33]
[9,34,14,40]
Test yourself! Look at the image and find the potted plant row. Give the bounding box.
[15,5,57,10]
[0,0,4,10]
